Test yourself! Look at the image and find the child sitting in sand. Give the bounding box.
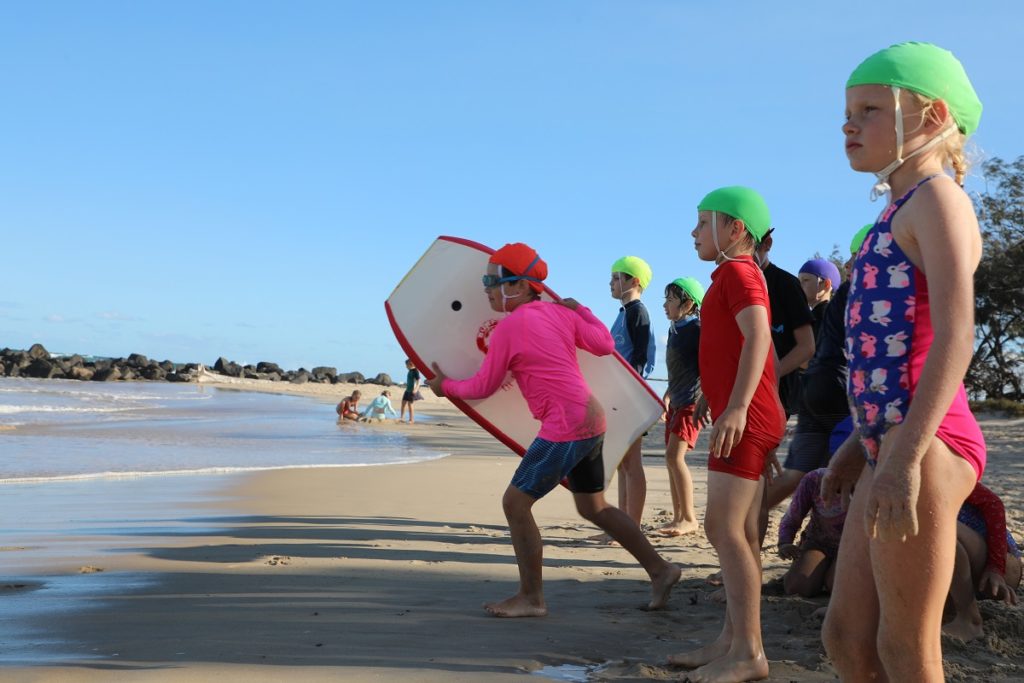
[943,481,1022,640]
[360,390,399,421]
[778,467,847,597]
[336,390,361,421]
[427,242,680,618]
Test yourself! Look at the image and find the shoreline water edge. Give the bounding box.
[1,376,1022,681]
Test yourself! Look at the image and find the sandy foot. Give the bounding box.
[647,563,682,610]
[688,652,769,683]
[483,594,548,618]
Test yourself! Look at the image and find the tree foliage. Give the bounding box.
[968,156,1024,400]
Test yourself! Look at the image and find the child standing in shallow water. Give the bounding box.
[822,42,987,682]
[427,242,680,618]
[668,187,785,683]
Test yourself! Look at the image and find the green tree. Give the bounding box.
[968,156,1024,400]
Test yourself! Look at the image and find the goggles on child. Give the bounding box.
[481,274,542,288]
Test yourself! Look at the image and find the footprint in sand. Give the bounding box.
[79,566,104,574]
[266,556,291,566]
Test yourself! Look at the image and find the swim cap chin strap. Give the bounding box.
[870,87,957,201]
[711,212,746,264]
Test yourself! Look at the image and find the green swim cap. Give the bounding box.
[847,42,982,136]
[697,186,772,242]
[612,256,652,290]
[850,223,874,255]
[671,277,705,307]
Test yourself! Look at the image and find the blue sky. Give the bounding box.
[2,1,1022,381]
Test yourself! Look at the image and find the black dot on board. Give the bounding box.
[451,300,462,311]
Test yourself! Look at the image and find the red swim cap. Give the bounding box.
[489,242,548,293]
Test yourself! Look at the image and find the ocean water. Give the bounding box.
[0,377,445,482]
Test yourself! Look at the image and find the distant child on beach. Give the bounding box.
[427,242,680,618]
[778,467,847,597]
[821,42,987,682]
[609,255,656,526]
[400,359,421,423]
[943,481,1022,641]
[360,390,399,421]
[657,277,705,538]
[797,258,842,341]
[667,187,785,682]
[336,390,361,421]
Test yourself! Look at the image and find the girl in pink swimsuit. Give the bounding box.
[822,42,987,682]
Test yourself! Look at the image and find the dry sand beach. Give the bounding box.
[3,374,1023,682]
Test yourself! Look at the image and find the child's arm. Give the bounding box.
[432,323,514,400]
[865,179,982,542]
[624,303,651,374]
[565,302,615,357]
[779,472,815,555]
[710,303,772,458]
[964,483,1016,603]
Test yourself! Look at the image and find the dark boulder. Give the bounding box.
[256,361,282,374]
[92,367,122,382]
[290,371,310,385]
[24,358,61,379]
[312,366,337,380]
[368,373,393,386]
[27,343,50,360]
[335,371,365,384]
[127,353,150,367]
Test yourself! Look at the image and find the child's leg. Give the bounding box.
[408,400,415,423]
[616,437,646,525]
[942,535,983,640]
[484,485,547,618]
[783,547,830,598]
[658,433,698,536]
[870,437,975,681]
[574,491,680,610]
[669,471,768,681]
[822,464,885,680]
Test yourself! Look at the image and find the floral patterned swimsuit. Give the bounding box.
[845,175,986,479]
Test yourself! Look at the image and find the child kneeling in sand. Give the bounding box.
[427,242,680,618]
[778,467,847,598]
[943,481,1022,640]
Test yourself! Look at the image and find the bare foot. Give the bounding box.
[587,532,620,546]
[646,562,682,610]
[689,652,769,683]
[655,520,700,537]
[705,570,723,586]
[483,594,547,618]
[942,616,984,641]
[667,634,731,669]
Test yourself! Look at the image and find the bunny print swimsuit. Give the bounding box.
[845,175,986,479]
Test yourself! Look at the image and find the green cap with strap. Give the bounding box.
[697,186,772,242]
[671,277,705,307]
[611,255,653,289]
[847,41,982,136]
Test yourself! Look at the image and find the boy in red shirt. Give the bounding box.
[668,187,785,682]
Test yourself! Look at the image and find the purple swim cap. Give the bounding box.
[799,258,842,289]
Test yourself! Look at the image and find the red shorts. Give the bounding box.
[665,405,702,448]
[707,434,776,481]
